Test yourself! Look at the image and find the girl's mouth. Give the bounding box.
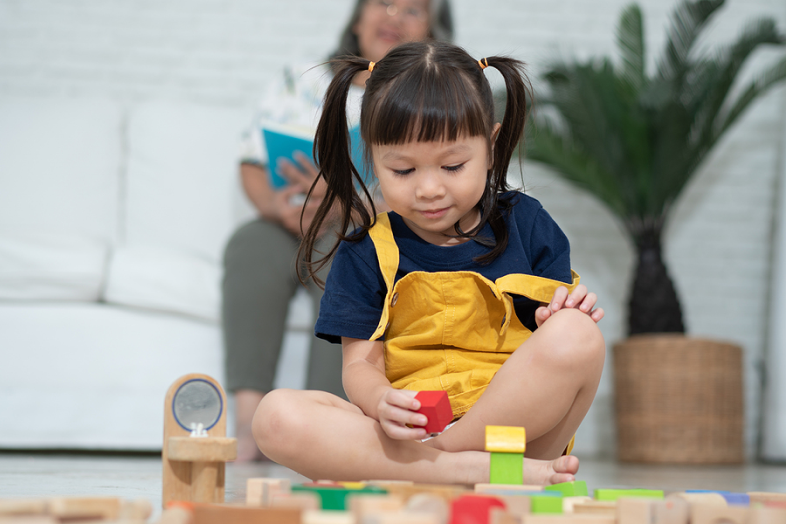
[420,207,449,219]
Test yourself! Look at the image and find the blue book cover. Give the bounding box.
[261,123,371,190]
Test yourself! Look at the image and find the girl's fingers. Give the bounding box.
[579,293,598,313]
[381,420,428,441]
[590,308,605,323]
[535,306,551,327]
[550,286,569,311]
[565,285,587,308]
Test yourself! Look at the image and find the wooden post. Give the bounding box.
[162,373,236,507]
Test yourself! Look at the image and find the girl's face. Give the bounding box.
[353,0,431,62]
[372,131,496,246]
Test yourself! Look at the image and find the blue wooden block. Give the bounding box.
[686,490,749,506]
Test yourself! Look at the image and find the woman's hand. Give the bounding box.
[274,152,325,237]
[376,388,428,441]
[535,284,604,327]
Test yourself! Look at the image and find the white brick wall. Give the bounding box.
[1,0,785,459]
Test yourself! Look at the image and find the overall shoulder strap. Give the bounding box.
[367,213,399,341]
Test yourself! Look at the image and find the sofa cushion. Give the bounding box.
[0,96,121,241]
[124,101,252,262]
[103,245,220,322]
[0,231,107,301]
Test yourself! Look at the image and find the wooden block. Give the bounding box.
[0,517,58,524]
[617,498,653,524]
[750,507,786,524]
[414,391,453,435]
[476,485,543,493]
[652,497,689,524]
[302,510,356,524]
[485,427,526,454]
[119,499,154,520]
[178,503,301,524]
[491,495,531,517]
[490,453,523,485]
[594,490,663,502]
[375,484,468,504]
[690,504,750,524]
[362,511,441,524]
[270,492,321,511]
[748,493,786,505]
[292,485,387,511]
[49,497,122,519]
[523,515,615,524]
[530,495,564,515]
[490,507,521,524]
[686,491,749,506]
[572,501,617,516]
[167,437,237,462]
[563,497,592,514]
[156,506,194,524]
[349,494,404,517]
[673,493,727,507]
[0,500,48,516]
[450,495,507,524]
[545,482,588,498]
[246,478,292,506]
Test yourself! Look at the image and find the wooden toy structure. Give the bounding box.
[162,373,237,507]
[7,410,786,524]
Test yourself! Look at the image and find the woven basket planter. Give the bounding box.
[614,334,744,464]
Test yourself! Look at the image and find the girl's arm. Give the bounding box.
[342,337,428,440]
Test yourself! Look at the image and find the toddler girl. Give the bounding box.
[253,40,605,486]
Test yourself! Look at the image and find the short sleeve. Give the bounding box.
[315,238,388,344]
[238,64,332,167]
[529,207,572,284]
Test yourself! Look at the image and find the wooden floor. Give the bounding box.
[2,452,786,519]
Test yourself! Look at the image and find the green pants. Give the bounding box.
[221,218,345,399]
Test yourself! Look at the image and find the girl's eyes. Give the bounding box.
[390,163,466,176]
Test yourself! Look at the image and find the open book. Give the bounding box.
[261,122,372,189]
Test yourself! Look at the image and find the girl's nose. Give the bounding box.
[415,171,446,200]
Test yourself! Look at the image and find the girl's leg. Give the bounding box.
[252,389,579,484]
[428,308,605,460]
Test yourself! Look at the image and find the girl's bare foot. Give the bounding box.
[522,455,579,485]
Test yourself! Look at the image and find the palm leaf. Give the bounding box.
[656,0,724,88]
[617,4,646,90]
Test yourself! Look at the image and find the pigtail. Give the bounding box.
[472,56,532,265]
[298,57,376,288]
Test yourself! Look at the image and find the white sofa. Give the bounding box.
[0,96,311,451]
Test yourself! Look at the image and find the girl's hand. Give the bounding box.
[376,388,429,441]
[535,284,604,327]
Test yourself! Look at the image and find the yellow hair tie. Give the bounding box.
[368,61,375,72]
[478,58,489,70]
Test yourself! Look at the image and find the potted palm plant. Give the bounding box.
[525,0,786,463]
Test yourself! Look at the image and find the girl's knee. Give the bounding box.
[252,389,302,453]
[539,308,605,368]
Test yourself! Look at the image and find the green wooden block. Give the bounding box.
[489,452,523,485]
[545,480,588,497]
[594,489,664,501]
[292,485,387,510]
[530,494,564,514]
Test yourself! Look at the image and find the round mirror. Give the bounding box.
[172,379,223,432]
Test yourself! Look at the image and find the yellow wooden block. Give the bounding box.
[485,426,526,453]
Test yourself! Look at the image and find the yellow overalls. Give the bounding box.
[367,213,580,452]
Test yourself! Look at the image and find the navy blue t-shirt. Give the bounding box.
[315,191,572,344]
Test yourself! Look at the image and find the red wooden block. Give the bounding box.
[415,391,453,435]
[449,494,507,524]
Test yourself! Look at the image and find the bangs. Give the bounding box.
[361,63,493,147]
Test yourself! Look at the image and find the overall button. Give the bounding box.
[391,292,399,307]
